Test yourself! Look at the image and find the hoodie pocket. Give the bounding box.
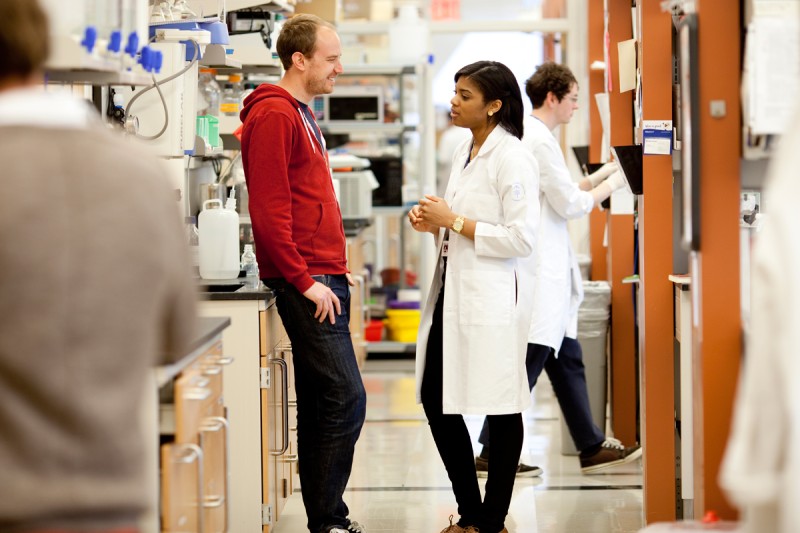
[312,200,344,260]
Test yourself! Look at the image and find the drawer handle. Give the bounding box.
[183,387,211,401]
[207,355,234,366]
[202,495,225,508]
[199,416,229,531]
[269,358,290,456]
[170,443,205,533]
[202,365,222,376]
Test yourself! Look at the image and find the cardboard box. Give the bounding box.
[293,0,342,23]
[342,0,370,20]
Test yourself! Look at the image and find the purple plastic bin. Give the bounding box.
[387,300,420,310]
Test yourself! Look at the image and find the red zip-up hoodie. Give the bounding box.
[240,84,347,293]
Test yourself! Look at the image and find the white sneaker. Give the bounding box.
[329,520,366,533]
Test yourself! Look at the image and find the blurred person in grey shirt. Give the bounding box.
[0,1,197,531]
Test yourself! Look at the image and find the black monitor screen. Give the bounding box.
[329,97,380,121]
[611,145,643,195]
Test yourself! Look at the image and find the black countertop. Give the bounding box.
[197,278,275,301]
[156,315,231,387]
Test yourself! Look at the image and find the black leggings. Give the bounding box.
[420,286,523,533]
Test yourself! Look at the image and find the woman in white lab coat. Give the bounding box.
[408,61,539,533]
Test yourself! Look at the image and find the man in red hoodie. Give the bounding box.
[239,14,366,533]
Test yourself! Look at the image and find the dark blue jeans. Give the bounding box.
[478,337,604,453]
[266,274,367,533]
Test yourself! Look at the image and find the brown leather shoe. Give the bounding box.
[440,514,479,533]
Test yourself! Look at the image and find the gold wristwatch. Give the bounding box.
[451,215,465,234]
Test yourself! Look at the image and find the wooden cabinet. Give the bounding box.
[197,296,297,532]
[259,307,296,530]
[154,319,233,533]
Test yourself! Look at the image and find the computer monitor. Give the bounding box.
[610,145,643,195]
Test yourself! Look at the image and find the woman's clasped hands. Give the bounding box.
[408,194,454,234]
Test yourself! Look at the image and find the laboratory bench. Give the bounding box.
[142,315,233,533]
[195,280,295,532]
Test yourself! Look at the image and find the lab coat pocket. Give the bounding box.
[458,269,514,326]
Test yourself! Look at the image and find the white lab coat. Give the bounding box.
[719,111,800,532]
[522,116,595,352]
[415,126,540,415]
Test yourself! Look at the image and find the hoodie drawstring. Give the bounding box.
[297,107,319,154]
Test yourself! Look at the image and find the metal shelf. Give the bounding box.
[44,37,153,86]
[366,341,416,354]
[338,64,418,76]
[46,67,153,86]
[190,0,295,16]
[320,123,412,135]
[238,64,282,75]
[255,0,295,13]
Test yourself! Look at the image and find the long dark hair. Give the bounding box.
[454,61,524,140]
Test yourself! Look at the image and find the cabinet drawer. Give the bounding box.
[161,442,202,533]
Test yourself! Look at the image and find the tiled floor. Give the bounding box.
[274,359,644,533]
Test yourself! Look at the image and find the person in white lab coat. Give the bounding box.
[475,62,641,477]
[720,108,800,532]
[409,61,539,533]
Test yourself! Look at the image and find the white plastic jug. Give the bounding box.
[198,198,240,280]
[388,4,429,65]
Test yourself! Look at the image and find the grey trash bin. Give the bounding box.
[560,281,611,455]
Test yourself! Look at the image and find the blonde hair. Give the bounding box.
[276,14,335,71]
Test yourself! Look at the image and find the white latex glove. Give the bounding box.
[587,161,620,187]
[606,170,626,192]
[590,170,626,206]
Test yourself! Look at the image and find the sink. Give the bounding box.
[199,282,245,293]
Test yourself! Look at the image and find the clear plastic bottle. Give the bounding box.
[197,68,221,117]
[220,76,243,116]
[240,244,259,287]
[229,73,244,93]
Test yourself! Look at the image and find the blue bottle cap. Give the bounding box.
[108,30,122,53]
[139,46,152,72]
[81,26,97,53]
[125,32,140,57]
[152,50,164,74]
